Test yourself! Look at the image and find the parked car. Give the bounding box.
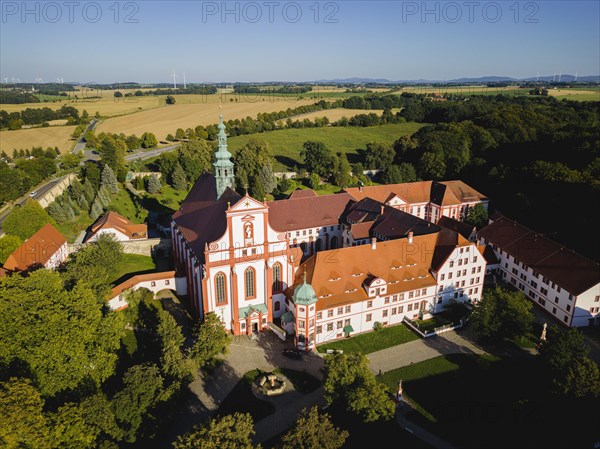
[283,349,303,360]
[29,191,37,197]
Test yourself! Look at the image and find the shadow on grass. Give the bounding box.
[216,369,276,422]
[274,154,301,171]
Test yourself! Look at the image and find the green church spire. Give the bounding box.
[213,110,235,199]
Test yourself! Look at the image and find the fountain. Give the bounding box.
[255,372,286,396]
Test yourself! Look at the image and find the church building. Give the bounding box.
[172,113,488,348]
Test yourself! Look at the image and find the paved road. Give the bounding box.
[125,144,180,162]
[81,143,180,164]
[0,175,67,232]
[367,329,486,374]
[72,119,98,154]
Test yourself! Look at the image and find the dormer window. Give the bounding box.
[329,277,341,281]
[352,272,364,277]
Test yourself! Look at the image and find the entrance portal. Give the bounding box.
[252,322,258,333]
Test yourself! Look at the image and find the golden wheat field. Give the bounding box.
[95,98,319,141]
[0,125,76,154]
[290,108,384,122]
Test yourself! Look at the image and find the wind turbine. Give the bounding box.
[171,70,178,89]
[574,72,578,82]
[183,72,186,89]
[536,72,539,82]
[57,76,64,83]
[35,76,43,84]
[2,77,7,83]
[558,72,562,83]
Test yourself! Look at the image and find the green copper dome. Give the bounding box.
[293,276,317,306]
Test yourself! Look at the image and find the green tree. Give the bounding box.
[47,201,68,223]
[258,164,277,195]
[178,139,212,182]
[157,310,193,386]
[419,151,446,180]
[172,163,188,191]
[540,327,589,374]
[309,173,321,190]
[173,413,260,449]
[0,235,22,264]
[2,199,54,240]
[332,153,351,188]
[465,204,488,229]
[90,197,104,220]
[364,141,394,170]
[280,406,348,449]
[114,91,123,98]
[189,312,231,368]
[166,95,176,105]
[101,164,120,194]
[83,163,102,192]
[562,357,600,398]
[112,364,165,443]
[470,286,533,342]
[97,135,126,174]
[323,353,394,422]
[175,128,186,140]
[300,141,333,177]
[0,270,123,397]
[140,132,158,149]
[0,378,51,449]
[147,174,161,194]
[233,139,276,197]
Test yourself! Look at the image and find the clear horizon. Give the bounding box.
[1,1,599,84]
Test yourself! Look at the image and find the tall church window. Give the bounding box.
[215,272,227,305]
[245,267,256,299]
[273,263,283,292]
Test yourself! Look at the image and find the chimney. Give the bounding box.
[407,231,414,244]
[371,237,377,250]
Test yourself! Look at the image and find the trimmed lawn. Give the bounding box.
[377,354,599,448]
[109,253,156,285]
[55,210,95,243]
[217,370,276,422]
[108,188,145,223]
[317,323,420,354]
[227,123,426,171]
[273,368,321,394]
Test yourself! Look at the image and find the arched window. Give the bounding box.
[330,236,338,249]
[300,242,307,254]
[215,272,227,305]
[315,238,323,252]
[273,263,282,292]
[274,301,281,311]
[245,267,256,299]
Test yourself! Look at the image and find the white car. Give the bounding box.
[29,191,37,197]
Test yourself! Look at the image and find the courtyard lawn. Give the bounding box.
[317,323,420,354]
[217,370,276,422]
[109,253,156,285]
[377,354,599,449]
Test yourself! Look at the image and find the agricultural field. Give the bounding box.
[549,87,600,101]
[227,122,425,170]
[289,108,384,122]
[0,124,76,154]
[95,97,319,142]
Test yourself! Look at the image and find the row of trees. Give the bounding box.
[0,105,83,129]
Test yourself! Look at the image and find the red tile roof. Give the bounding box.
[173,173,241,262]
[267,192,353,232]
[286,233,441,310]
[478,216,600,295]
[88,211,147,241]
[288,189,318,199]
[3,224,66,271]
[344,180,487,207]
[111,270,176,298]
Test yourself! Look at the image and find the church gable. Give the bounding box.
[229,195,267,212]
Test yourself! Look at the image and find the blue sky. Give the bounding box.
[1,1,598,83]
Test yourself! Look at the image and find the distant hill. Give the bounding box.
[311,75,600,84]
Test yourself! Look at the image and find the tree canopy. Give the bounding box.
[173,413,260,449]
[0,269,123,397]
[280,406,348,449]
[189,312,231,369]
[300,141,333,177]
[2,200,55,241]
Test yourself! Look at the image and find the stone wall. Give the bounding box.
[37,173,77,209]
[68,237,172,257]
